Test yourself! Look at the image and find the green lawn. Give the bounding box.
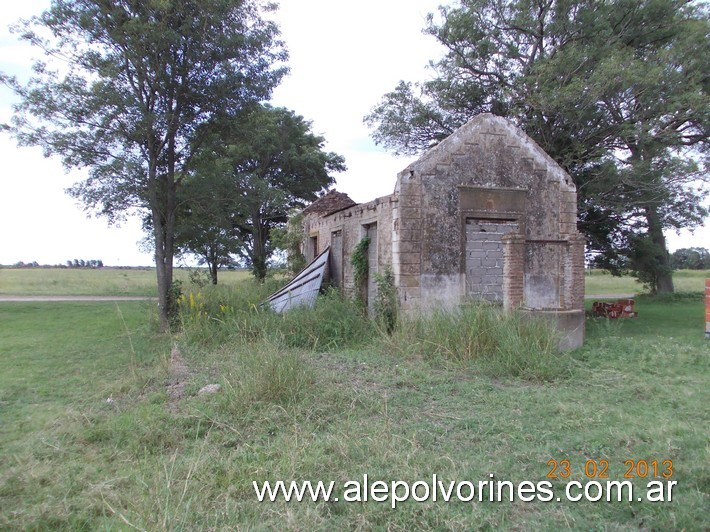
[0,301,172,528]
[1,287,707,529]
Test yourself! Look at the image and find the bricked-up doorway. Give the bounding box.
[465,219,519,302]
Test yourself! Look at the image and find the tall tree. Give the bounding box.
[2,0,287,329]
[174,165,242,285]
[670,247,709,270]
[196,104,346,280]
[365,0,709,293]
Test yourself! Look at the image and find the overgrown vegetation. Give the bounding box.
[373,266,398,333]
[179,284,372,351]
[1,271,708,529]
[175,277,560,379]
[381,304,562,379]
[351,236,371,302]
[271,210,307,276]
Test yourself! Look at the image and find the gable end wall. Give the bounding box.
[301,114,584,349]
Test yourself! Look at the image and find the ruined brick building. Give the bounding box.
[300,114,585,349]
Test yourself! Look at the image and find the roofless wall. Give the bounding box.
[302,114,585,349]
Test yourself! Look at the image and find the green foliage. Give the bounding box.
[626,234,674,294]
[167,280,184,331]
[365,0,710,289]
[179,285,371,351]
[380,304,563,380]
[64,259,104,268]
[187,268,212,289]
[193,104,346,281]
[671,247,709,270]
[373,266,398,333]
[176,279,278,345]
[178,277,560,379]
[2,0,288,329]
[175,170,244,285]
[271,211,307,276]
[351,236,371,295]
[269,289,371,350]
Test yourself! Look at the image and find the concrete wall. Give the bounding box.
[303,195,394,302]
[301,114,585,349]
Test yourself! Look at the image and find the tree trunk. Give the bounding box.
[645,205,674,294]
[251,212,268,281]
[209,259,218,285]
[153,206,171,333]
[152,159,177,332]
[149,147,171,332]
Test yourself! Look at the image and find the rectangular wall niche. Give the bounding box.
[524,242,562,309]
[309,235,318,262]
[365,223,378,314]
[330,229,343,287]
[465,219,519,302]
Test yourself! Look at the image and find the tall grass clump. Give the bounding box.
[264,288,371,350]
[373,267,398,333]
[215,341,314,415]
[177,278,282,346]
[381,303,565,380]
[179,281,371,351]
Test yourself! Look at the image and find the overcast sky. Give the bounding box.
[0,0,707,266]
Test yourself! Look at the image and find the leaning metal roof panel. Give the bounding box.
[264,247,330,313]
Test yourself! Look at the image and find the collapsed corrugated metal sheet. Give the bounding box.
[264,247,330,313]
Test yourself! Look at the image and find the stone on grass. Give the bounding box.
[198,383,221,395]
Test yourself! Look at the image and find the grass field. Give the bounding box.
[0,267,251,296]
[0,271,707,529]
[584,268,710,296]
[1,266,707,297]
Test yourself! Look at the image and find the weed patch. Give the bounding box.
[178,282,561,380]
[380,304,565,380]
[211,342,315,416]
[179,285,371,351]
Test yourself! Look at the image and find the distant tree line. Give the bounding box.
[670,248,709,270]
[66,259,104,269]
[10,261,42,268]
[8,259,104,268]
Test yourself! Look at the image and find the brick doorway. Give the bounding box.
[465,219,518,302]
